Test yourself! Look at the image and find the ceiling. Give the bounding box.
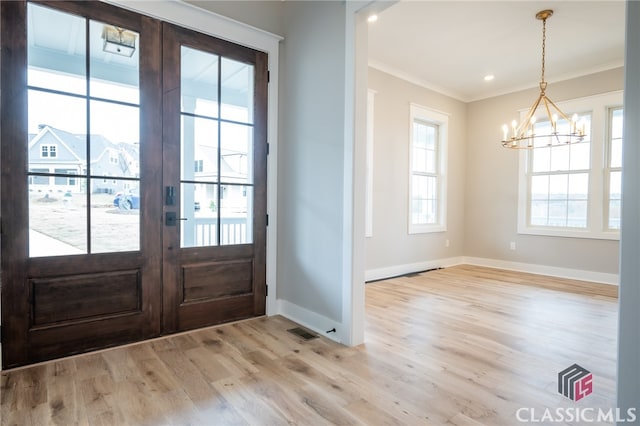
[367,1,626,102]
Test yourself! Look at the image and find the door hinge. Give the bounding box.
[266,285,268,297]
[267,70,270,83]
[266,143,270,156]
[266,214,269,226]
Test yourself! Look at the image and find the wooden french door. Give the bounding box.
[0,1,267,369]
[160,25,267,333]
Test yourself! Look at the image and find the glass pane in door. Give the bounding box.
[181,47,219,118]
[181,183,218,247]
[27,3,141,256]
[29,177,88,256]
[220,57,253,123]
[220,122,252,184]
[179,47,256,249]
[220,185,252,245]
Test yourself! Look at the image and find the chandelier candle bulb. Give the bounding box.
[503,124,509,141]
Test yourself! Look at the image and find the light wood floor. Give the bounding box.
[1,265,618,425]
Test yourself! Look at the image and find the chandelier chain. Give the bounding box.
[541,17,546,86]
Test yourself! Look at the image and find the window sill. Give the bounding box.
[517,225,620,241]
[409,224,446,235]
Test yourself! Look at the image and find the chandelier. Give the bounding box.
[501,10,586,149]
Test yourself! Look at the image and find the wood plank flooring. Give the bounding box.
[1,265,618,425]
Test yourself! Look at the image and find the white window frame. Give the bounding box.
[517,91,623,240]
[408,103,448,234]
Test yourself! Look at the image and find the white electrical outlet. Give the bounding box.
[510,242,516,250]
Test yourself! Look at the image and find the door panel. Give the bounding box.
[162,23,267,333]
[1,0,163,368]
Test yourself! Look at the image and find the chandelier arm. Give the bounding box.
[541,96,555,129]
[517,93,544,136]
[544,97,572,123]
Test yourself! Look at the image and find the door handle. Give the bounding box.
[165,212,188,226]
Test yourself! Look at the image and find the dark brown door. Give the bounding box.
[161,24,268,333]
[0,1,267,369]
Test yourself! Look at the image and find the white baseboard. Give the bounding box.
[276,300,344,344]
[365,257,464,282]
[364,256,619,285]
[462,256,619,286]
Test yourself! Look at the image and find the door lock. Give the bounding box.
[165,211,177,226]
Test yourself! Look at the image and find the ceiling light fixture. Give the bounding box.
[501,10,586,149]
[367,14,378,23]
[484,74,495,82]
[102,25,136,57]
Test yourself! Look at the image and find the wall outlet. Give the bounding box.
[445,239,450,248]
[510,241,516,250]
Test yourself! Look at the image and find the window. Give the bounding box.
[54,169,77,186]
[409,104,448,234]
[109,152,119,164]
[517,91,623,239]
[29,168,49,185]
[606,107,623,230]
[528,113,591,228]
[194,159,203,173]
[41,144,57,158]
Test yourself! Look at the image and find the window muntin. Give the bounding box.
[409,104,447,234]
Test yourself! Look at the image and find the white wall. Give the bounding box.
[617,0,640,416]
[465,68,623,278]
[365,67,467,280]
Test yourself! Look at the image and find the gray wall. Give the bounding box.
[465,68,623,275]
[184,1,284,35]
[617,1,640,417]
[277,1,347,323]
[365,67,467,271]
